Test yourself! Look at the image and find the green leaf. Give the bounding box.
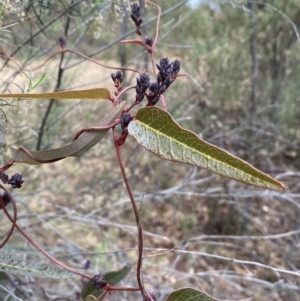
[29,72,49,91]
[0,88,111,100]
[10,102,126,164]
[81,265,131,299]
[128,107,287,191]
[167,288,217,301]
[0,250,75,279]
[104,264,131,285]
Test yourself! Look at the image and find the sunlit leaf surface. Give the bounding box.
[0,88,111,100]
[128,107,287,191]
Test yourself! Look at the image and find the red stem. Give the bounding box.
[0,160,15,173]
[72,121,119,141]
[112,127,145,297]
[1,191,91,279]
[113,85,136,106]
[18,147,64,164]
[146,0,161,52]
[0,186,17,248]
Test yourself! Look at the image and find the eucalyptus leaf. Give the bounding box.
[0,88,111,100]
[0,250,75,279]
[167,288,217,301]
[10,102,126,164]
[128,107,287,191]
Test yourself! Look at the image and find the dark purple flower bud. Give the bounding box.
[83,260,91,270]
[159,84,167,94]
[166,66,172,76]
[0,172,9,184]
[8,173,24,189]
[120,113,133,129]
[136,72,150,102]
[157,73,162,84]
[149,96,160,105]
[160,57,170,70]
[145,37,153,46]
[172,59,181,75]
[0,192,10,208]
[131,2,141,18]
[136,85,143,96]
[111,73,117,82]
[131,2,142,31]
[58,36,66,49]
[140,75,150,90]
[156,64,163,73]
[164,75,174,86]
[149,82,159,93]
[92,273,107,290]
[116,70,123,82]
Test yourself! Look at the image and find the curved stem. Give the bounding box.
[114,85,136,106]
[145,0,161,52]
[1,191,90,279]
[112,127,145,297]
[2,49,141,76]
[0,160,15,173]
[0,186,17,248]
[72,121,119,141]
[17,147,64,164]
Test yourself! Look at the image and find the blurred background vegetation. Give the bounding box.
[0,0,300,300]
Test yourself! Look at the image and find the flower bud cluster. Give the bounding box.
[145,37,153,47]
[120,113,133,130]
[135,57,180,106]
[111,70,124,83]
[131,2,142,34]
[136,72,150,102]
[92,273,107,290]
[0,172,24,189]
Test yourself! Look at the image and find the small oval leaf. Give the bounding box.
[128,107,287,191]
[10,102,126,164]
[0,250,75,279]
[104,264,131,285]
[167,288,217,301]
[0,88,111,100]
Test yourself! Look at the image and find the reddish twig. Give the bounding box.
[72,121,120,141]
[146,0,161,52]
[0,186,17,248]
[0,160,15,173]
[1,192,91,279]
[112,127,145,297]
[18,147,65,164]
